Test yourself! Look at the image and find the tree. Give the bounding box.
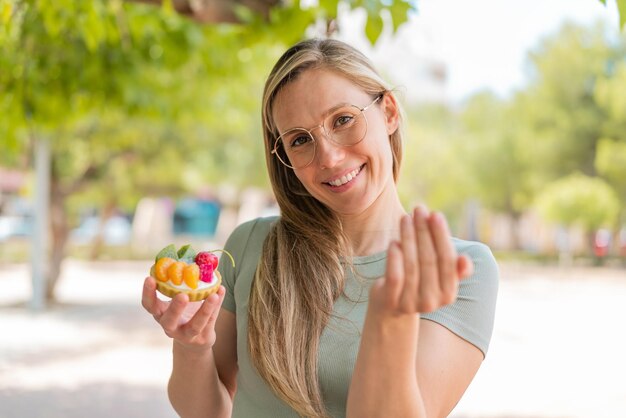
[594,60,626,221]
[534,172,620,253]
[519,23,619,180]
[457,92,537,248]
[0,0,414,305]
[399,105,464,215]
[595,138,626,227]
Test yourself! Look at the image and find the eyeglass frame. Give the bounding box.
[270,93,384,169]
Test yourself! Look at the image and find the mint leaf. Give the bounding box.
[155,244,178,262]
[177,244,197,263]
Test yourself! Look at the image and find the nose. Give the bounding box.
[314,131,346,169]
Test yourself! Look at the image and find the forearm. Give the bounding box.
[347,313,426,418]
[168,341,233,418]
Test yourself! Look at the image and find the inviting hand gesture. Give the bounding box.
[369,206,474,316]
[141,277,226,351]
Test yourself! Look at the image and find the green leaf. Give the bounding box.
[389,0,413,32]
[155,244,178,262]
[233,5,255,23]
[177,244,197,263]
[319,0,339,17]
[364,12,383,45]
[618,0,626,30]
[1,2,12,25]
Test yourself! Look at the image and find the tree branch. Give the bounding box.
[128,0,280,23]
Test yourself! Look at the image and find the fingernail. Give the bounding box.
[435,212,449,228]
[414,204,429,219]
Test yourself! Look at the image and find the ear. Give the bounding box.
[381,93,400,135]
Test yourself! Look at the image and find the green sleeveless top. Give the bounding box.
[217,216,499,418]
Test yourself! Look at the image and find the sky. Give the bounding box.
[336,0,621,104]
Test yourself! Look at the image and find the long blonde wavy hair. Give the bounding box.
[248,38,404,418]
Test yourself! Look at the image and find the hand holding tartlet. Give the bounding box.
[149,244,234,302]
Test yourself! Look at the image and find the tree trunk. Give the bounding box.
[46,176,70,302]
[509,211,522,251]
[90,200,117,260]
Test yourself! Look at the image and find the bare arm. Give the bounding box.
[347,207,482,417]
[142,278,238,418]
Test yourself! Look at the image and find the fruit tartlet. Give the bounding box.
[150,244,234,302]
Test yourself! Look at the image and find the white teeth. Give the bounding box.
[328,166,361,187]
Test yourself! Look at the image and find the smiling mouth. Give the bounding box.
[324,164,365,187]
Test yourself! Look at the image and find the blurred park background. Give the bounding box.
[1,0,626,417]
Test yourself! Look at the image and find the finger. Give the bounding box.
[182,286,226,338]
[142,277,168,318]
[398,214,419,313]
[429,212,459,305]
[414,205,439,312]
[160,293,190,334]
[457,254,474,279]
[383,241,404,309]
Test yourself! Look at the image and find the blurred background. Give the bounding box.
[1,0,625,417]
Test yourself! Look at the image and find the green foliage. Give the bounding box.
[595,137,626,202]
[0,0,415,234]
[459,92,536,216]
[519,23,616,179]
[398,104,472,228]
[0,1,288,218]
[425,21,626,247]
[534,172,620,231]
[358,0,416,44]
[595,59,626,140]
[598,0,626,30]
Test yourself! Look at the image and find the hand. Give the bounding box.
[369,206,474,316]
[141,277,226,352]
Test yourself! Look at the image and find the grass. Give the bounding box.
[0,240,152,265]
[3,240,625,269]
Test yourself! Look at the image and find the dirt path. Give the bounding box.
[1,260,624,417]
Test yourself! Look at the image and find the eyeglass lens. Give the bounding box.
[275,106,367,169]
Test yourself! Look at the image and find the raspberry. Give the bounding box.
[199,263,214,283]
[195,251,219,270]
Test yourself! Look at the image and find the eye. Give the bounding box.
[289,133,312,148]
[333,112,356,130]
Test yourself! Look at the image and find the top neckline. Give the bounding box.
[351,250,388,265]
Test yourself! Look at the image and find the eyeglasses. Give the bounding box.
[271,94,383,169]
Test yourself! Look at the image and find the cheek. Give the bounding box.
[371,131,394,166]
[292,169,318,195]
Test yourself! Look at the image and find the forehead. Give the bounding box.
[272,68,370,132]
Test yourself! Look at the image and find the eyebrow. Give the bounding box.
[280,101,354,133]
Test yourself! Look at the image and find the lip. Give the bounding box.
[322,164,365,185]
[322,163,365,192]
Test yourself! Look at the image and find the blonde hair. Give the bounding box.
[248,38,403,417]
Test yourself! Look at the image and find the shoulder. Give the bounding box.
[421,238,499,356]
[453,238,499,288]
[222,216,279,274]
[220,216,280,312]
[453,238,496,262]
[224,216,279,249]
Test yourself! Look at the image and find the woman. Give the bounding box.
[142,38,498,418]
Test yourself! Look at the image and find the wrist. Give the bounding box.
[173,339,213,358]
[362,311,419,360]
[365,310,420,337]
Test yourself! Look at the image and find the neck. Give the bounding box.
[339,185,406,257]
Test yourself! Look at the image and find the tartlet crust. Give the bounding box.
[155,271,222,302]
